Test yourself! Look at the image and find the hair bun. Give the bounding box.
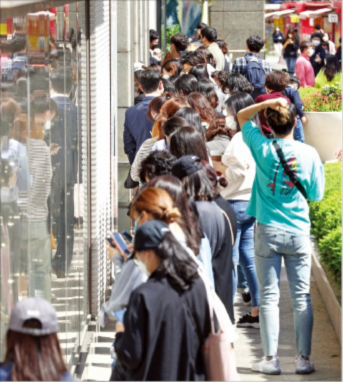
[164,207,181,222]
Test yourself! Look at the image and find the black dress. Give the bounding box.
[115,272,211,381]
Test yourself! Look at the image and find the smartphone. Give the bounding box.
[121,230,132,243]
[108,232,131,257]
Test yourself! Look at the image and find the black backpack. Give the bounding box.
[243,55,266,100]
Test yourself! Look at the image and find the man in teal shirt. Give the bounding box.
[237,98,324,376]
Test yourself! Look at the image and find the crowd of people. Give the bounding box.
[103,24,327,380]
[272,24,342,88]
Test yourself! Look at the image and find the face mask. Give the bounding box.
[226,116,237,131]
[308,48,314,56]
[288,34,293,39]
[134,258,151,277]
[276,28,280,32]
[322,36,329,42]
[312,40,320,47]
[134,213,142,231]
[162,74,170,79]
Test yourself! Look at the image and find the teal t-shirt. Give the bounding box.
[242,120,325,234]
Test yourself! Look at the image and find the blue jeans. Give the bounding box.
[285,57,296,75]
[255,223,313,357]
[229,201,259,308]
[237,264,248,291]
[294,117,304,143]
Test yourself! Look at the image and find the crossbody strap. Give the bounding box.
[221,209,235,246]
[272,140,307,199]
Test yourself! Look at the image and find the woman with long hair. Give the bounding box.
[237,97,324,375]
[161,59,182,79]
[174,107,204,135]
[114,220,211,381]
[315,54,342,88]
[148,174,214,289]
[0,298,72,381]
[187,92,217,130]
[205,115,232,155]
[195,79,220,111]
[223,73,254,96]
[282,28,298,75]
[171,155,234,318]
[170,125,209,161]
[212,92,260,329]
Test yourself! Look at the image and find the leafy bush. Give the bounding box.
[309,162,342,284]
[299,83,342,112]
[166,24,180,52]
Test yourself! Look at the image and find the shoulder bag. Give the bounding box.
[272,140,307,199]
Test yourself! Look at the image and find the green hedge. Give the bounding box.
[309,162,342,285]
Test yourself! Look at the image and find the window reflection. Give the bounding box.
[0,2,87,362]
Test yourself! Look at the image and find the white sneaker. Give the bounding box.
[296,356,315,374]
[252,356,281,375]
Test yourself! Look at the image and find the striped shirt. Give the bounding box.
[21,139,52,221]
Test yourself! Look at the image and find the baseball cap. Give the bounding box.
[9,298,59,336]
[171,155,202,179]
[129,220,171,259]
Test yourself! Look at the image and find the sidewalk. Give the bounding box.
[266,53,288,72]
[79,263,342,381]
[234,263,341,381]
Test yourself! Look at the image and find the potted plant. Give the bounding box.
[299,83,342,163]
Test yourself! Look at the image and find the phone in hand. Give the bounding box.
[107,232,131,257]
[121,230,132,243]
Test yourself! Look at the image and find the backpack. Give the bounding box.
[243,55,266,99]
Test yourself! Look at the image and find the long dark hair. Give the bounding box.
[174,107,203,135]
[323,54,341,82]
[225,91,259,130]
[195,79,219,110]
[5,319,68,381]
[154,232,199,292]
[170,126,209,161]
[148,175,202,255]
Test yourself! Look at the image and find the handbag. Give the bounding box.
[124,167,139,189]
[183,279,239,381]
[202,286,240,382]
[272,140,307,199]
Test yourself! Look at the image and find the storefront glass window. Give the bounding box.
[0,1,88,365]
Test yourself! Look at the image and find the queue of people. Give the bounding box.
[104,26,326,381]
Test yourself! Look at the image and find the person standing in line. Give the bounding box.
[149,30,160,65]
[200,27,226,71]
[322,33,336,55]
[232,35,272,99]
[284,76,307,143]
[0,298,73,381]
[212,92,260,328]
[123,70,164,165]
[272,26,284,60]
[295,41,315,88]
[161,34,189,65]
[282,28,299,76]
[114,220,211,381]
[237,97,324,375]
[191,22,207,45]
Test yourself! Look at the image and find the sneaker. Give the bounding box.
[296,356,315,374]
[237,313,260,328]
[242,291,252,306]
[252,356,281,375]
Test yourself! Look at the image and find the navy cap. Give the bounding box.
[132,220,171,256]
[171,155,202,179]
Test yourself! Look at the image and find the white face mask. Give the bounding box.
[308,48,315,56]
[322,36,329,42]
[134,258,151,277]
[225,116,237,131]
[312,40,320,47]
[162,74,170,79]
[276,28,280,32]
[288,34,293,39]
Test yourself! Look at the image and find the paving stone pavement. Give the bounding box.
[80,263,341,381]
[234,264,341,381]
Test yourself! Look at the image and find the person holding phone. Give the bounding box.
[114,220,211,381]
[282,28,299,75]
